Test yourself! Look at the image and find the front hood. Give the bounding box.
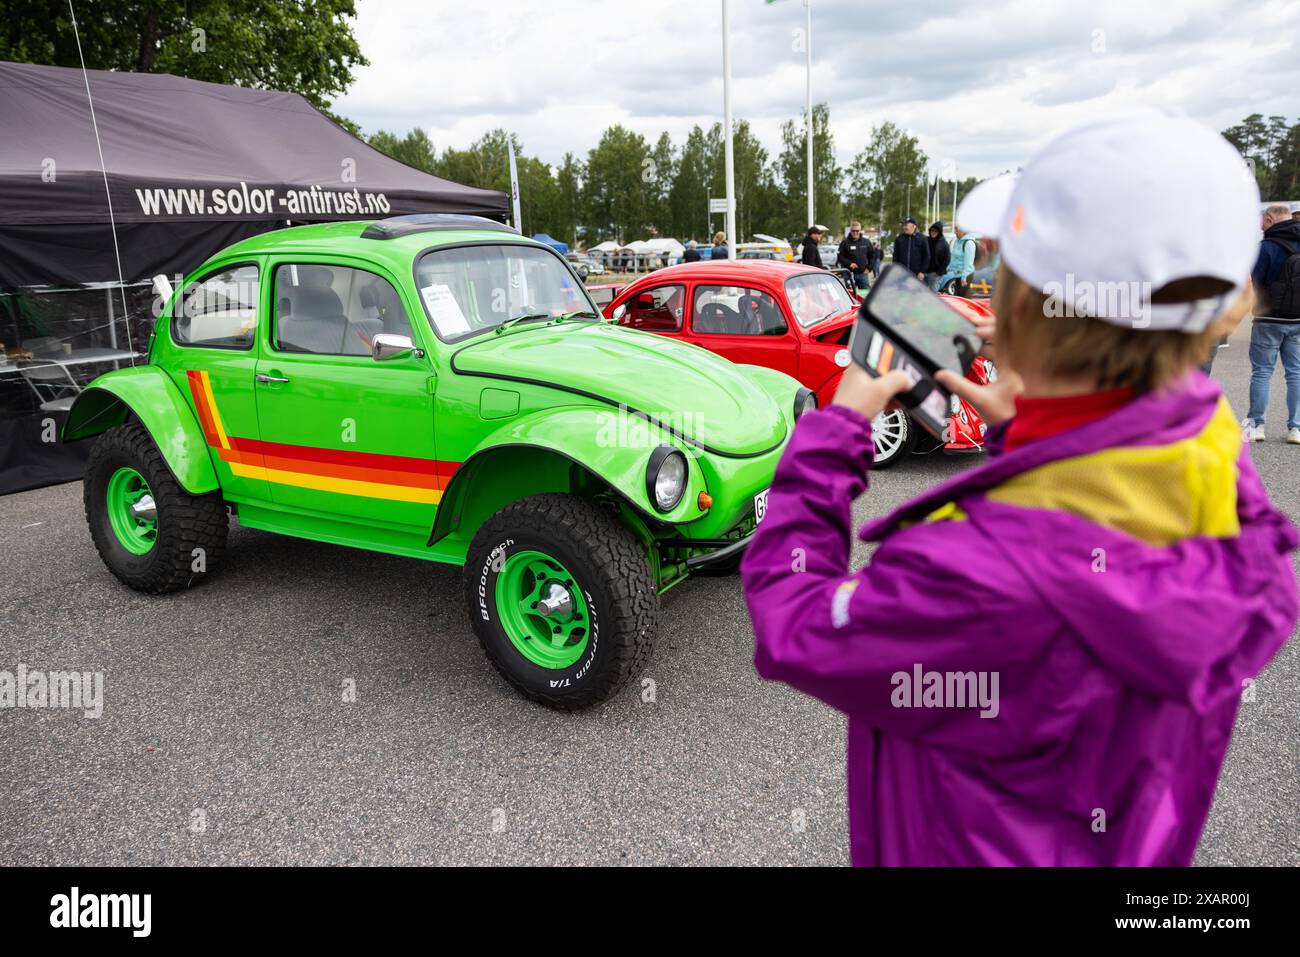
[450,322,787,455]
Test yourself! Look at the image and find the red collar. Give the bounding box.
[1003,387,1135,452]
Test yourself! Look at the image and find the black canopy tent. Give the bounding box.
[0,61,509,493]
[0,61,509,287]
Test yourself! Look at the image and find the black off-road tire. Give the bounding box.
[465,494,658,710]
[83,422,228,594]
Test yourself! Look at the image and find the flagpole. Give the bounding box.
[722,0,737,250]
[507,136,523,233]
[951,162,958,228]
[805,0,814,231]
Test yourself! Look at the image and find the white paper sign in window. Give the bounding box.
[420,283,471,336]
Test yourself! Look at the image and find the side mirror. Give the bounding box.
[371,333,421,361]
[152,274,174,303]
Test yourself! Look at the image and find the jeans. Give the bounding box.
[847,268,870,290]
[1246,320,1300,429]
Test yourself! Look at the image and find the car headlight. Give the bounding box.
[646,446,687,512]
[794,387,817,420]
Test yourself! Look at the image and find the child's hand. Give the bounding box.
[934,368,1025,427]
[831,366,914,421]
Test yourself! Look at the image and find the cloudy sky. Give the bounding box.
[336,0,1300,181]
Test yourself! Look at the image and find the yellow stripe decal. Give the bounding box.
[229,462,443,505]
[199,370,231,451]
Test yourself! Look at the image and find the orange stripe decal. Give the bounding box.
[190,369,456,504]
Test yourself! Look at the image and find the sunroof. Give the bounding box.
[361,214,518,240]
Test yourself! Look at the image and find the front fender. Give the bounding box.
[63,366,219,495]
[430,406,709,545]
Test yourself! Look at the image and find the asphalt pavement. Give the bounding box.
[1,319,1296,865]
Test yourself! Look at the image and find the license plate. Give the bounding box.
[753,488,769,524]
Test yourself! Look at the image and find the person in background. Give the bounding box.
[710,231,730,260]
[741,112,1296,866]
[800,226,824,268]
[1242,203,1300,444]
[924,221,951,291]
[683,239,702,264]
[869,236,883,278]
[891,216,929,279]
[837,221,873,293]
[940,225,981,293]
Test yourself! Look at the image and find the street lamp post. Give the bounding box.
[721,0,737,251]
[805,0,814,232]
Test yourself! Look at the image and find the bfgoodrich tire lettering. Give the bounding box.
[465,494,658,710]
[84,422,228,594]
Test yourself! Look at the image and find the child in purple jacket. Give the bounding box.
[741,112,1299,866]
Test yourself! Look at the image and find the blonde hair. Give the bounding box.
[712,231,726,244]
[993,267,1253,394]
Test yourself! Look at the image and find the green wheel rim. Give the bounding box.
[105,466,158,555]
[495,550,590,669]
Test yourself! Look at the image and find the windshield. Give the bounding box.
[785,272,854,328]
[414,244,598,341]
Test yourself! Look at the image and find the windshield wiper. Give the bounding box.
[495,312,550,334]
[495,310,600,335]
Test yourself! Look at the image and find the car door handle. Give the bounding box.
[255,373,289,383]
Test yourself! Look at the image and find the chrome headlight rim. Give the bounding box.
[793,387,817,420]
[646,445,688,513]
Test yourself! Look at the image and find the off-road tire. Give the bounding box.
[465,494,658,710]
[84,422,228,594]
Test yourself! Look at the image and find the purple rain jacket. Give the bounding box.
[741,373,1298,866]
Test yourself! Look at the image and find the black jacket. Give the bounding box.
[892,232,929,273]
[837,235,873,272]
[683,247,702,263]
[800,236,824,268]
[710,243,730,260]
[927,226,951,274]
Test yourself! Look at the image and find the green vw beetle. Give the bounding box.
[64,215,812,708]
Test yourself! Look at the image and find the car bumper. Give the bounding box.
[658,528,754,573]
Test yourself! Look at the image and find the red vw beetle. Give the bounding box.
[603,260,994,467]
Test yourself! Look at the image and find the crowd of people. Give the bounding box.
[798,216,997,296]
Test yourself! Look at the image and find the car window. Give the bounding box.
[173,264,258,349]
[272,264,413,356]
[613,284,685,331]
[785,272,854,328]
[692,284,786,336]
[415,244,596,341]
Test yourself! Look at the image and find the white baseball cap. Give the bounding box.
[956,110,1261,332]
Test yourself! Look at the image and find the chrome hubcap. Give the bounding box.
[535,581,574,620]
[129,494,157,522]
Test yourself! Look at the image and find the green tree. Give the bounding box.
[583,125,653,243]
[1224,113,1300,199]
[846,121,928,243]
[1,0,367,128]
[775,104,842,240]
[671,125,713,242]
[555,153,584,247]
[367,128,437,174]
[708,120,779,242]
[646,132,678,237]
